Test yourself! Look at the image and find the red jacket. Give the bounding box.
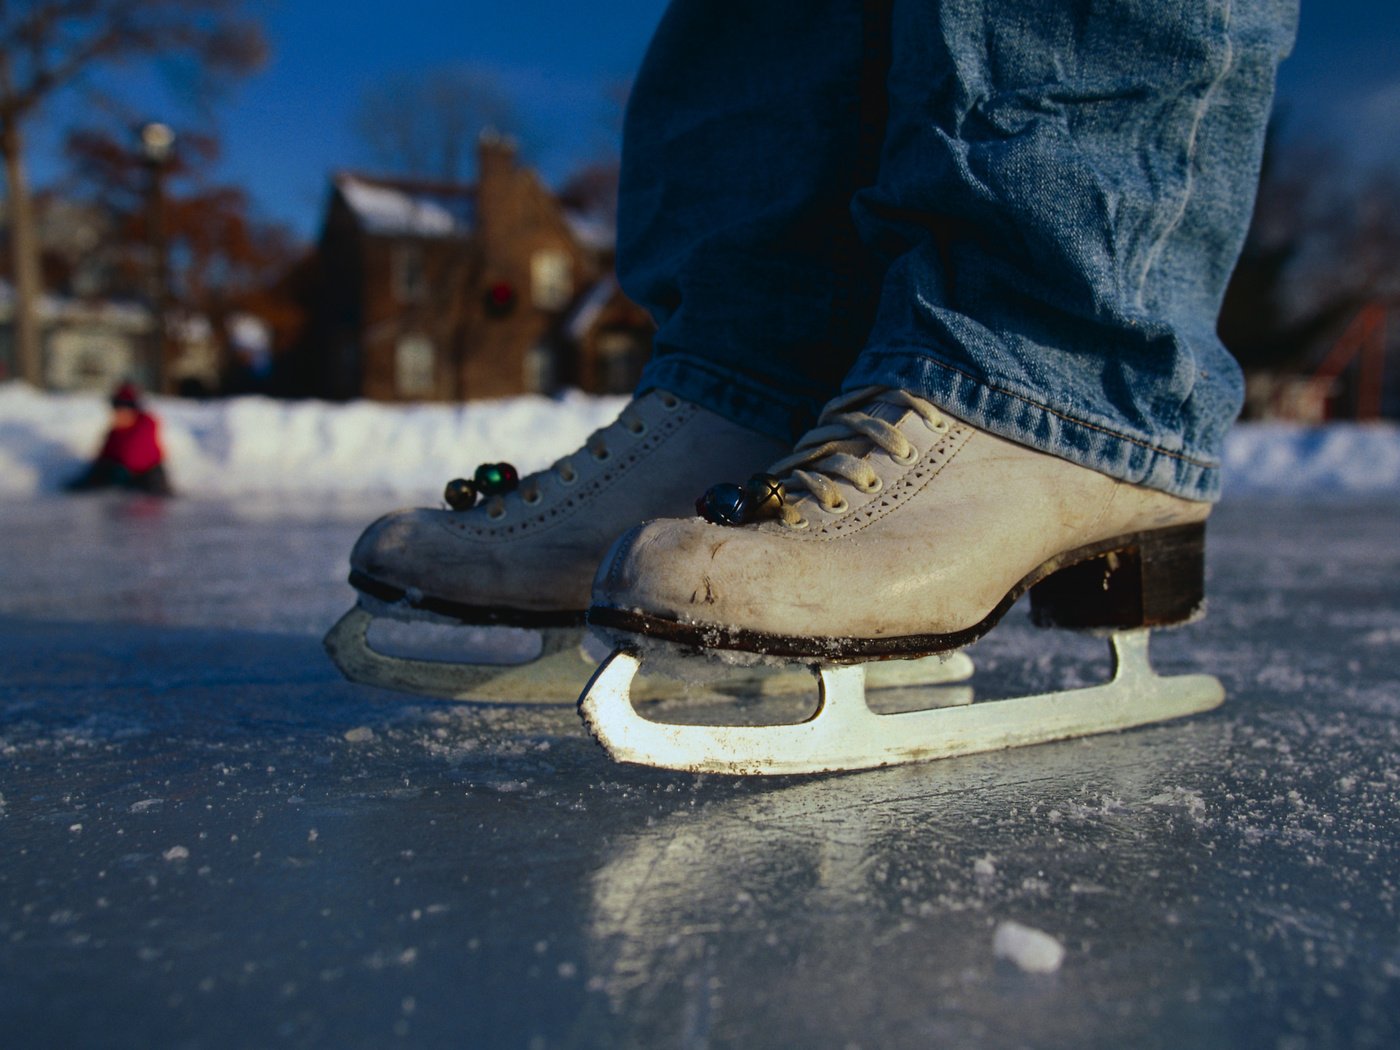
[98,411,164,475]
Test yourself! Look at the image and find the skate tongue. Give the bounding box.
[764,392,904,510]
[788,391,919,465]
[863,394,917,427]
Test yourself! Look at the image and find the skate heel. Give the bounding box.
[1029,522,1206,631]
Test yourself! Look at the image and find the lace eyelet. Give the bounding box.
[786,517,810,531]
[926,417,951,434]
[823,497,849,514]
[523,491,542,506]
[891,447,920,467]
[627,421,647,436]
[857,477,883,494]
[659,395,680,410]
[592,449,611,462]
[487,507,506,520]
[559,470,578,485]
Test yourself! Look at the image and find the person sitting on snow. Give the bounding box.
[66,382,175,496]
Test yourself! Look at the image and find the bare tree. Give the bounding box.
[1222,129,1400,353]
[0,0,266,386]
[353,67,526,183]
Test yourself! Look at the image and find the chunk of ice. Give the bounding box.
[993,920,1065,973]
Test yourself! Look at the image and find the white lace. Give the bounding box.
[769,387,948,527]
[481,393,675,518]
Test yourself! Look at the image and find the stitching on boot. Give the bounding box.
[438,403,698,544]
[806,424,974,541]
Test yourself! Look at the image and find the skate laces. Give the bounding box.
[482,395,670,518]
[769,387,948,527]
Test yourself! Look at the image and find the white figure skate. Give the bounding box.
[326,388,973,703]
[579,388,1224,774]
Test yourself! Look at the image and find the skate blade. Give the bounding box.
[578,629,1224,776]
[324,606,593,702]
[324,606,975,704]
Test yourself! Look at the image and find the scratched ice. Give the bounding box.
[1,389,1398,1047]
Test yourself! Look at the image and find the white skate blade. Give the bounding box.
[578,630,1224,776]
[325,606,975,704]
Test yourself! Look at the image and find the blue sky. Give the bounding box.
[24,0,1400,242]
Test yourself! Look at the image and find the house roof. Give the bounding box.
[329,169,618,255]
[335,173,476,238]
[564,274,622,342]
[562,208,615,253]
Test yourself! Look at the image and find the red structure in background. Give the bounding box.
[1301,302,1390,421]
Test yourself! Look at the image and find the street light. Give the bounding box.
[140,122,175,164]
[141,122,175,393]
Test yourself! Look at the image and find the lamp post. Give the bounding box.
[141,122,175,393]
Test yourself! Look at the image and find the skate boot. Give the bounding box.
[580,386,1224,774]
[325,388,973,702]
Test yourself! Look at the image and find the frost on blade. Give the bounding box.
[993,920,1065,973]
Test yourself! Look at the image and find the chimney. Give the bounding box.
[477,128,518,190]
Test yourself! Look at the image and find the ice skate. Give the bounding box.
[326,388,974,703]
[579,387,1224,774]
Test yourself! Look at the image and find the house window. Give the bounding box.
[395,334,435,396]
[531,249,573,311]
[393,244,427,303]
[597,332,644,394]
[45,329,136,392]
[523,344,555,393]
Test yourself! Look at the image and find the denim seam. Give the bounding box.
[857,347,1220,469]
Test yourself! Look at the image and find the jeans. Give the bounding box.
[618,0,1298,500]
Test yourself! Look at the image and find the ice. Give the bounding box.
[2,395,1399,1046]
[993,920,1066,973]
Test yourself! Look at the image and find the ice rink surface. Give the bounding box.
[1,493,1397,1049]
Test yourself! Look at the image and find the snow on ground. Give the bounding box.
[2,380,1397,500]
[0,381,626,500]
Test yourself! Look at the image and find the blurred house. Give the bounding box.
[0,284,146,391]
[297,135,653,401]
[0,193,236,394]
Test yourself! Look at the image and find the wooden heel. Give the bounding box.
[1029,522,1206,631]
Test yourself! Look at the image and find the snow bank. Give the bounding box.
[0,382,625,500]
[1221,421,1400,497]
[2,381,1397,500]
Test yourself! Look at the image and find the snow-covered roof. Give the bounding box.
[336,174,475,238]
[0,280,151,329]
[564,275,621,342]
[563,208,615,253]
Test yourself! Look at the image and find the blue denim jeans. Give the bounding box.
[619,0,1298,500]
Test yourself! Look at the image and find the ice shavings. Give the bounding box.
[993,920,1066,973]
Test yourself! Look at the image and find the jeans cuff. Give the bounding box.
[637,353,824,444]
[843,349,1222,502]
